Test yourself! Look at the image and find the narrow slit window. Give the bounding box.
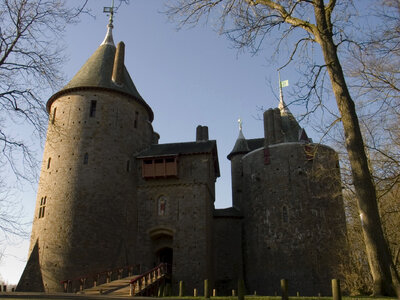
[83,153,89,165]
[134,111,139,128]
[282,206,288,223]
[38,196,47,219]
[51,107,57,124]
[127,160,130,172]
[89,100,97,117]
[47,157,51,169]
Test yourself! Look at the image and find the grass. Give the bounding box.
[162,296,397,300]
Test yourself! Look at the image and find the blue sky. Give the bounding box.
[0,0,344,284]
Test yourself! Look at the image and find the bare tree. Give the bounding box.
[0,0,90,183]
[331,115,400,296]
[0,180,26,237]
[346,1,400,290]
[166,0,400,296]
[0,0,91,264]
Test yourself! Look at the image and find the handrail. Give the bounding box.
[129,263,169,285]
[60,264,140,293]
[129,263,171,296]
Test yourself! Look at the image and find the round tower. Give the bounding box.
[228,119,250,211]
[17,23,155,292]
[241,103,347,296]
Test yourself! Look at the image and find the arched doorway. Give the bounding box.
[149,227,174,271]
[157,247,173,265]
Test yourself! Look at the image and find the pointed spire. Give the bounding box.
[47,0,154,122]
[276,71,302,142]
[101,0,115,46]
[101,25,115,46]
[228,118,250,160]
[238,118,245,139]
[278,71,290,115]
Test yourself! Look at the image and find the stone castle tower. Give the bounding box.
[228,101,347,295]
[17,21,347,296]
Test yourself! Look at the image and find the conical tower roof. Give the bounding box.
[47,25,153,121]
[228,121,250,160]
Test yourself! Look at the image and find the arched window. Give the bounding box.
[83,153,89,165]
[158,196,167,216]
[282,206,288,223]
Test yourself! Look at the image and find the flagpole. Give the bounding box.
[278,70,284,107]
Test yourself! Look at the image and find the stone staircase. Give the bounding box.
[80,275,139,296]
[69,263,170,297]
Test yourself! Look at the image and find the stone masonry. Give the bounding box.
[17,22,347,296]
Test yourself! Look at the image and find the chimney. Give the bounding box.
[202,126,209,141]
[273,108,283,144]
[264,109,275,145]
[196,125,209,142]
[112,42,125,85]
[152,132,160,144]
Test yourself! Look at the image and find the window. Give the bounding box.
[282,206,288,223]
[158,196,167,216]
[51,107,57,124]
[47,157,51,169]
[142,157,178,178]
[134,111,139,128]
[83,153,89,165]
[38,196,46,219]
[126,160,130,172]
[89,100,97,117]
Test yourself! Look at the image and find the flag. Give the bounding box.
[280,80,289,88]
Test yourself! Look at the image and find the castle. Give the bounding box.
[17,19,347,296]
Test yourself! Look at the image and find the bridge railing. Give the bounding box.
[129,263,171,296]
[60,264,140,293]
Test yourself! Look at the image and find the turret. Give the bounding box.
[263,97,310,146]
[17,19,154,292]
[241,98,346,295]
[228,119,250,211]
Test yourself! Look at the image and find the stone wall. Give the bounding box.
[136,152,217,295]
[230,155,245,211]
[241,143,347,296]
[18,89,154,292]
[213,214,243,295]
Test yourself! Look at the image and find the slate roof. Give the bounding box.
[137,140,217,157]
[227,137,265,160]
[137,140,220,176]
[47,37,154,121]
[213,207,243,218]
[247,138,264,151]
[227,130,250,160]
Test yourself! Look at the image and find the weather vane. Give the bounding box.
[238,118,242,131]
[103,0,115,28]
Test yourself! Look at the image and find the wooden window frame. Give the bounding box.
[142,156,178,178]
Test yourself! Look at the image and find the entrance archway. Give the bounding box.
[157,247,173,265]
[149,227,174,270]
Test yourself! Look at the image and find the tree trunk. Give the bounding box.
[313,1,400,298]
